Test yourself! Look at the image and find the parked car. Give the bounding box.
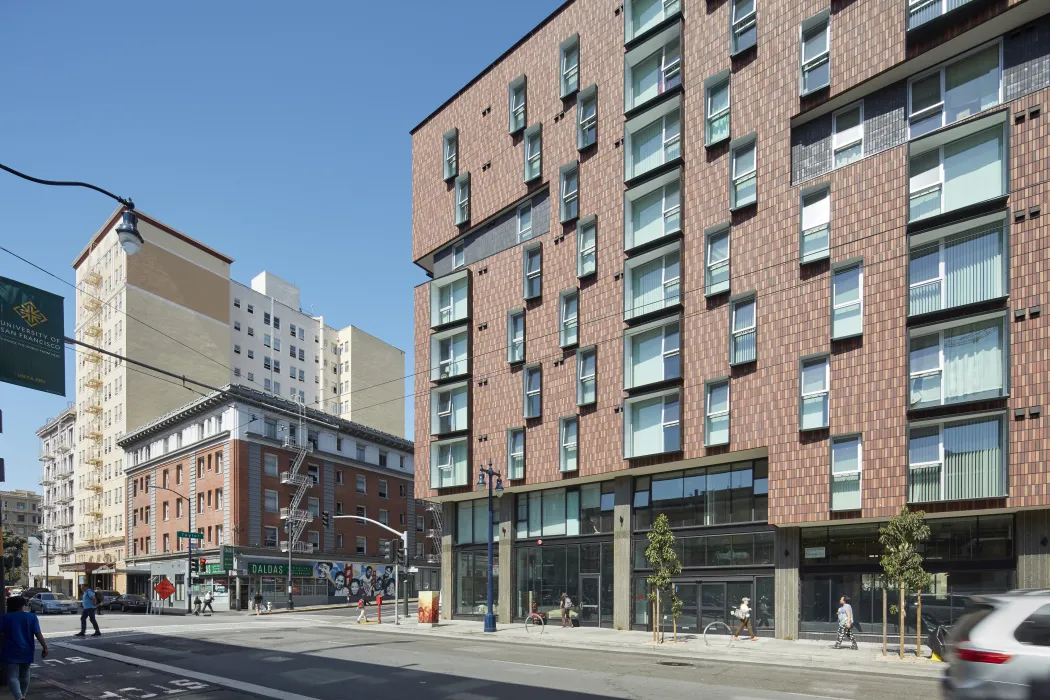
[96,590,121,608]
[107,594,149,613]
[20,587,50,601]
[27,592,80,614]
[942,589,1050,699]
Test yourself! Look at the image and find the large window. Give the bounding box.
[705,72,730,146]
[705,379,730,446]
[456,550,498,616]
[830,435,862,511]
[705,224,730,296]
[560,163,579,223]
[456,499,499,545]
[524,124,542,183]
[577,347,596,405]
[800,356,829,431]
[624,318,680,390]
[431,438,468,489]
[577,217,596,277]
[731,0,756,55]
[908,215,1006,316]
[524,365,542,419]
[625,389,680,458]
[625,27,681,112]
[633,459,769,529]
[517,542,613,620]
[909,314,1007,409]
[443,128,458,181]
[431,272,468,327]
[624,170,680,250]
[560,417,578,473]
[833,103,864,168]
[508,75,527,133]
[507,428,525,480]
[800,185,830,263]
[507,309,525,363]
[730,136,757,209]
[626,0,681,43]
[516,484,615,539]
[625,99,681,180]
[908,414,1006,503]
[430,328,468,381]
[799,12,830,95]
[909,42,1001,139]
[577,85,597,150]
[560,34,579,98]
[523,246,542,300]
[624,242,680,321]
[430,382,468,435]
[560,290,579,347]
[831,263,863,339]
[730,295,756,365]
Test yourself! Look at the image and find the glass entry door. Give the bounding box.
[674,583,699,633]
[580,575,601,627]
[700,582,726,629]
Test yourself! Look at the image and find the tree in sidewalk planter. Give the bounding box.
[879,505,932,659]
[644,513,682,644]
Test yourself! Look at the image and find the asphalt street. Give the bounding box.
[29,610,941,700]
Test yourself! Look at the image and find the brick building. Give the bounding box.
[411,0,1050,637]
[117,384,426,610]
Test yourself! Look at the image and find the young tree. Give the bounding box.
[644,513,681,644]
[670,590,684,643]
[879,506,932,659]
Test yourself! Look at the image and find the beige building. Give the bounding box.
[35,404,77,593]
[1,489,42,539]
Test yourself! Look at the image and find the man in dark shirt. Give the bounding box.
[1,596,50,699]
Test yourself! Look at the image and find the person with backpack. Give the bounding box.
[202,590,215,614]
[253,591,264,616]
[2,596,49,700]
[835,595,858,650]
[559,592,573,628]
[193,596,202,616]
[732,597,759,641]
[74,584,101,637]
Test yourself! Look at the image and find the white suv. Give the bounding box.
[943,590,1050,699]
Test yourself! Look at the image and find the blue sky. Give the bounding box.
[0,0,562,492]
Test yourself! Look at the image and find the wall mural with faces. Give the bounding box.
[313,561,398,602]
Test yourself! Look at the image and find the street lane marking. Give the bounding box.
[488,659,575,671]
[54,642,324,700]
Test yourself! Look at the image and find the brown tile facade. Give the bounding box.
[412,0,1049,532]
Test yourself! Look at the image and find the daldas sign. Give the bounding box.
[0,276,65,396]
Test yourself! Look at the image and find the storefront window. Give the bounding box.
[755,576,775,631]
[517,484,615,539]
[515,542,614,622]
[457,500,499,545]
[634,531,774,569]
[634,459,768,529]
[456,550,498,616]
[633,577,650,626]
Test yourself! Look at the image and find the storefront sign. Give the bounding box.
[248,562,313,577]
[220,545,234,571]
[0,276,65,396]
[204,562,225,574]
[804,547,826,559]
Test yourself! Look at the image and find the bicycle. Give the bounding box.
[525,612,546,634]
[703,621,735,647]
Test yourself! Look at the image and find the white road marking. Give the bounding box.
[488,659,576,671]
[54,642,324,700]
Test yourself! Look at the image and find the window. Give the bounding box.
[457,499,500,545]
[336,470,343,485]
[560,34,579,98]
[577,85,597,149]
[247,350,254,359]
[831,263,863,339]
[730,295,757,365]
[432,383,468,435]
[443,128,458,181]
[507,428,525,480]
[356,505,367,519]
[524,124,542,182]
[234,321,241,331]
[800,185,830,263]
[1014,604,1050,646]
[731,0,757,54]
[377,510,388,526]
[508,76,527,133]
[307,530,320,550]
[625,318,680,389]
[247,304,254,314]
[908,414,1005,503]
[624,243,680,320]
[833,103,864,168]
[523,246,542,299]
[431,272,468,327]
[908,315,1006,409]
[908,116,1006,222]
[625,389,680,457]
[356,536,367,554]
[510,203,533,245]
[247,327,254,336]
[625,29,681,112]
[523,365,542,418]
[264,526,279,548]
[431,438,468,489]
[234,297,241,308]
[506,309,525,364]
[625,171,680,249]
[273,317,280,329]
[705,72,730,146]
[264,489,278,512]
[730,136,757,209]
[307,497,320,517]
[264,333,271,348]
[234,367,241,377]
[454,173,470,225]
[577,217,596,277]
[336,501,344,515]
[452,243,465,269]
[431,328,468,381]
[234,344,241,354]
[216,488,223,509]
[356,474,366,493]
[379,480,388,498]
[264,312,271,325]
[799,12,830,95]
[625,102,680,180]
[577,347,596,405]
[560,417,578,473]
[560,163,579,223]
[831,435,862,511]
[705,224,730,296]
[909,42,1001,139]
[560,291,579,347]
[705,379,730,446]
[625,0,681,43]
[800,356,830,431]
[356,444,366,461]
[909,216,1006,316]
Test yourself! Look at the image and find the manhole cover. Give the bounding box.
[259,636,283,640]
[658,661,693,667]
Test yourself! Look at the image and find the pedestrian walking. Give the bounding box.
[356,598,368,624]
[732,597,760,642]
[835,595,858,650]
[202,590,215,614]
[559,592,572,628]
[193,596,202,616]
[253,591,264,616]
[1,596,49,700]
[74,584,101,637]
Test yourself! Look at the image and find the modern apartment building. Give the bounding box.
[1,489,42,539]
[36,404,77,594]
[117,384,426,609]
[411,0,1050,638]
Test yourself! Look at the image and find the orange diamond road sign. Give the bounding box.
[154,578,176,600]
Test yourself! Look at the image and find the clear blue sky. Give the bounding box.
[0,0,562,493]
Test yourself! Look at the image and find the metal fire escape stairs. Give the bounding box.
[280,399,315,554]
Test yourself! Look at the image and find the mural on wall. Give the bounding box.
[313,562,397,602]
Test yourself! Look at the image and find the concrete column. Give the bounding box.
[774,527,800,640]
[613,475,633,631]
[1017,509,1050,589]
[440,502,454,620]
[498,494,515,624]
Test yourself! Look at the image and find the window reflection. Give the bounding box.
[634,459,768,528]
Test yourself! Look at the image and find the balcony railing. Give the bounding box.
[425,528,441,539]
[907,0,977,31]
[279,507,313,522]
[830,472,861,511]
[280,471,311,487]
[909,279,942,316]
[280,540,314,554]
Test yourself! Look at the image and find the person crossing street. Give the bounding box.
[74,584,101,637]
[202,590,215,613]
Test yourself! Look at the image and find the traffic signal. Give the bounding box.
[379,540,392,563]
[395,539,407,568]
[190,557,200,576]
[321,511,330,528]
[200,558,207,570]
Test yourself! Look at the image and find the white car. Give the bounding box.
[27,592,81,614]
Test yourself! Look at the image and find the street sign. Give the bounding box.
[177,531,203,540]
[407,567,419,573]
[154,578,176,600]
[0,276,66,396]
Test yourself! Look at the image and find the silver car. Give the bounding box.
[942,589,1050,700]
[27,592,81,614]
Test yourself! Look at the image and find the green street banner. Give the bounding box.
[0,276,65,396]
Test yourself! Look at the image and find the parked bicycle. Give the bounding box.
[704,621,735,647]
[525,611,546,634]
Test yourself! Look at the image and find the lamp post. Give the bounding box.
[147,484,194,613]
[476,460,503,633]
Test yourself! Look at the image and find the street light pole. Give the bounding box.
[476,460,503,634]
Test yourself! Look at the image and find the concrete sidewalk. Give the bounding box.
[337,616,942,679]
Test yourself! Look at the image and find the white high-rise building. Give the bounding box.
[35,404,77,595]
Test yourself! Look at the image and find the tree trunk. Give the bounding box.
[656,589,662,644]
[651,588,657,643]
[673,614,678,643]
[882,588,887,657]
[916,590,922,658]
[899,584,905,660]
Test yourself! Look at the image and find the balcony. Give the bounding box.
[624,242,681,323]
[425,528,441,539]
[279,507,313,522]
[281,541,314,554]
[86,505,103,518]
[82,297,102,312]
[280,471,312,488]
[85,454,102,467]
[55,467,73,480]
[281,436,314,453]
[84,377,102,390]
[56,494,73,505]
[86,480,103,492]
[39,476,53,486]
[86,430,103,442]
[84,324,102,338]
[909,314,1007,409]
[83,270,102,287]
[425,502,442,513]
[425,554,441,564]
[907,0,984,33]
[83,351,102,364]
[84,403,103,415]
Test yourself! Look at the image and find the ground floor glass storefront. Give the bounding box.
[456,550,498,616]
[516,541,614,626]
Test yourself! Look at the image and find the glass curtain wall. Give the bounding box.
[633,459,768,529]
[456,550,499,616]
[515,542,613,621]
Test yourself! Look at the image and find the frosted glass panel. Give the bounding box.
[945,225,1003,308]
[943,318,1003,403]
[631,396,664,456]
[631,188,664,246]
[632,327,664,387]
[542,489,567,536]
[944,417,1003,500]
[943,127,1003,212]
[631,120,664,178]
[707,414,729,445]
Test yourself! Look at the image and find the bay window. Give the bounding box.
[705,72,730,146]
[524,365,542,419]
[705,379,730,446]
[524,124,542,183]
[625,169,681,250]
[624,24,682,112]
[430,328,468,381]
[507,309,525,363]
[831,263,863,339]
[908,42,1001,139]
[560,162,579,222]
[800,356,829,431]
[430,272,468,327]
[730,135,757,209]
[908,414,1006,503]
[509,75,527,133]
[705,224,730,296]
[908,215,1006,316]
[577,85,597,149]
[624,318,680,390]
[430,382,468,435]
[830,435,861,511]
[443,128,458,181]
[800,185,830,263]
[577,216,597,277]
[431,438,468,489]
[560,417,578,473]
[455,173,470,225]
[560,34,579,98]
[799,12,830,95]
[507,428,525,480]
[731,0,757,55]
[624,242,680,321]
[625,98,681,180]
[577,347,597,405]
[625,0,681,43]
[625,389,680,457]
[832,103,864,168]
[908,314,1007,409]
[560,290,579,348]
[730,295,756,365]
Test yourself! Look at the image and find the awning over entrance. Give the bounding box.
[58,562,106,573]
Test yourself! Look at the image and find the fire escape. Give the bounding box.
[279,400,315,554]
[424,501,443,565]
[80,264,107,560]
